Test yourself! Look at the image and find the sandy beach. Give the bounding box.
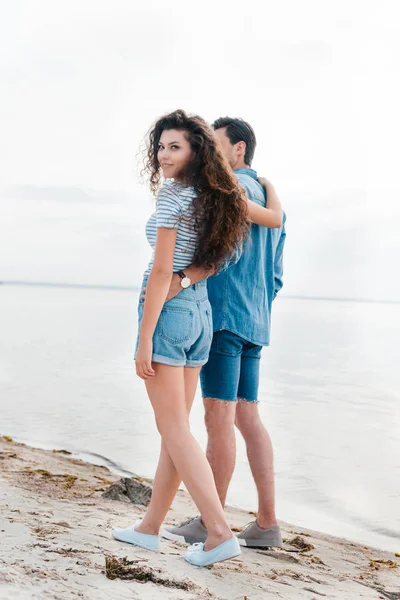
[1,435,399,600]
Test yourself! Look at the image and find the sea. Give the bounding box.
[1,281,399,552]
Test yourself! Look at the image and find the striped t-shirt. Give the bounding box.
[144,180,198,277]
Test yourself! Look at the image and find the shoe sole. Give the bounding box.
[112,533,159,552]
[185,548,241,567]
[161,528,205,545]
[237,538,282,548]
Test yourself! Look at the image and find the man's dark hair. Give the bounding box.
[212,117,257,166]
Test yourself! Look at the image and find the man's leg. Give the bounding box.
[235,401,277,528]
[235,346,277,528]
[200,331,243,507]
[203,398,237,508]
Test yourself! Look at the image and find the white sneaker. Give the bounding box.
[112,519,160,552]
[184,536,241,567]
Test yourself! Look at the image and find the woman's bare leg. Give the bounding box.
[138,363,232,550]
[137,366,200,534]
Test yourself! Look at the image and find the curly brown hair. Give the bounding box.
[141,109,250,272]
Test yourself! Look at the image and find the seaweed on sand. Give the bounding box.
[104,555,198,591]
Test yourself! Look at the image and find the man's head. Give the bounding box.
[212,117,257,169]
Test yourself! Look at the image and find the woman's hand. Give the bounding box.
[244,177,282,228]
[135,337,155,380]
[257,176,269,189]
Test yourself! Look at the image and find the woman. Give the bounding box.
[112,110,281,567]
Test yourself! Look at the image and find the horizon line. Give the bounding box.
[1,280,399,306]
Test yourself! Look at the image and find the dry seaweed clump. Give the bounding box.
[1,435,24,447]
[287,536,315,552]
[63,474,78,489]
[22,468,78,490]
[104,556,198,591]
[369,559,398,570]
[0,451,17,459]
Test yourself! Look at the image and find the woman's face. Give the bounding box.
[157,129,193,180]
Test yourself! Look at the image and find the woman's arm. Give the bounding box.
[135,228,177,379]
[246,178,283,228]
[166,265,215,301]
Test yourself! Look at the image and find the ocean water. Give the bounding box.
[1,283,399,553]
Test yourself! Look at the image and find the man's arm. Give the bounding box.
[273,215,286,300]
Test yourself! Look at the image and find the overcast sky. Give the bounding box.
[1,0,399,300]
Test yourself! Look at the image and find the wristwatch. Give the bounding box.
[177,270,191,289]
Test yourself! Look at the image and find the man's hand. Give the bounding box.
[141,273,182,304]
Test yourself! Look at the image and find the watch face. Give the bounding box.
[181,277,191,289]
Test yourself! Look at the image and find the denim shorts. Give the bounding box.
[200,330,262,402]
[135,278,213,368]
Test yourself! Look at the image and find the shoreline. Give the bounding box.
[5,433,398,555]
[1,435,399,599]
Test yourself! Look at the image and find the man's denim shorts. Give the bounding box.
[135,278,213,368]
[200,330,263,402]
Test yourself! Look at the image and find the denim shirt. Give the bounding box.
[207,168,286,346]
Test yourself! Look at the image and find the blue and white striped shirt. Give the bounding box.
[144,180,198,277]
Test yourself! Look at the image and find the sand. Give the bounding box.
[0,435,399,600]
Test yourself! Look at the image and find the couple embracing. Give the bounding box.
[112,110,286,567]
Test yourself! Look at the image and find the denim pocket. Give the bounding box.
[242,342,262,359]
[216,330,243,356]
[159,306,193,345]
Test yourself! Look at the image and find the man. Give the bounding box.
[162,117,286,548]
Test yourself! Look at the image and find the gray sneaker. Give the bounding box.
[236,521,282,548]
[161,516,207,545]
